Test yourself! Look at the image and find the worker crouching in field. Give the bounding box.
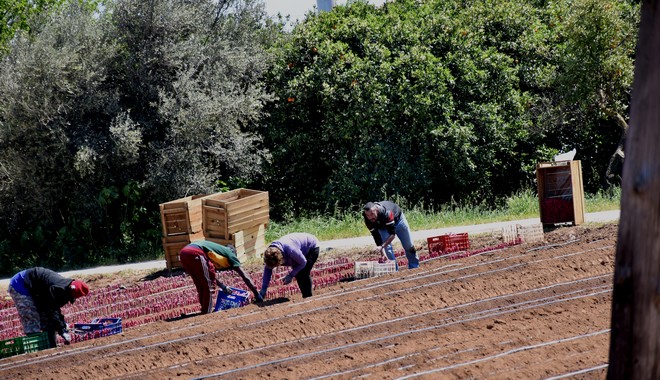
[8,267,90,348]
[179,240,262,314]
[259,233,320,299]
[363,201,419,269]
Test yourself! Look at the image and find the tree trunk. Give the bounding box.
[607,1,660,379]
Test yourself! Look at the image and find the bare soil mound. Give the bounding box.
[0,224,617,379]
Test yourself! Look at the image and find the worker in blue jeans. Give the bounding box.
[363,201,419,269]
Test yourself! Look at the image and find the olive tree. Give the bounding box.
[0,0,279,274]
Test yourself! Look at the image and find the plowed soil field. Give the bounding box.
[0,224,617,380]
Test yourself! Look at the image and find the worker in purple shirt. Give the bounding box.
[259,233,320,299]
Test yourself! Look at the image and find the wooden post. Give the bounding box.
[607,2,660,378]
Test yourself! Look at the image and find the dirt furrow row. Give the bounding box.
[0,228,617,380]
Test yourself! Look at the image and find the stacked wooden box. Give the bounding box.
[536,160,585,226]
[202,188,269,260]
[160,194,208,271]
[159,189,269,271]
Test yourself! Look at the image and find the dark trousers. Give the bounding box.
[295,247,320,298]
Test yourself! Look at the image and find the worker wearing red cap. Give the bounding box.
[8,267,90,348]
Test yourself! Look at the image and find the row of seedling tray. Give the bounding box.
[0,257,359,342]
[2,232,531,354]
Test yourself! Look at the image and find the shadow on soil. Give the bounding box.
[166,312,202,322]
[256,297,290,307]
[141,268,185,282]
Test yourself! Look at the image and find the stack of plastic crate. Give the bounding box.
[427,233,470,255]
[518,223,544,244]
[354,261,397,279]
[0,332,49,358]
[372,261,397,276]
[354,262,374,279]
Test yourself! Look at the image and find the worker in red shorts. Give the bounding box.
[179,240,262,314]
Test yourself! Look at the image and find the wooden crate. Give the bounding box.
[163,230,258,269]
[202,188,269,240]
[536,160,585,226]
[162,236,189,270]
[206,223,266,263]
[159,194,208,237]
[160,189,269,269]
[239,223,267,259]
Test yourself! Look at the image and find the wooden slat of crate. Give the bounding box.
[233,230,245,247]
[202,188,242,205]
[162,233,191,243]
[570,161,586,225]
[227,209,270,235]
[206,237,247,263]
[245,241,266,258]
[159,194,207,237]
[203,207,229,239]
[189,231,204,242]
[225,198,268,218]
[224,190,268,213]
[160,208,190,236]
[162,237,190,270]
[226,207,269,230]
[188,209,203,235]
[242,224,266,258]
[202,189,266,211]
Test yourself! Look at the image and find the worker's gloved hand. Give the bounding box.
[282,275,293,285]
[220,284,232,294]
[61,332,72,345]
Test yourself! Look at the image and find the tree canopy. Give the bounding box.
[261,0,638,216]
[0,0,278,273]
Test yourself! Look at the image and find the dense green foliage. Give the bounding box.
[0,0,278,275]
[261,0,637,218]
[0,0,64,53]
[0,0,638,276]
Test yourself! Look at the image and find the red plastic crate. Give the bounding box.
[427,233,470,255]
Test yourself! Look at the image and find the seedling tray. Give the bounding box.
[214,287,249,312]
[74,318,122,337]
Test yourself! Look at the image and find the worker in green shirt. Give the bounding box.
[179,240,262,314]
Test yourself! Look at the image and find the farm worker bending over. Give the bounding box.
[363,201,419,269]
[259,233,320,299]
[179,240,262,314]
[8,267,90,348]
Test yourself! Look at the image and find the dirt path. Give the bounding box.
[0,224,616,379]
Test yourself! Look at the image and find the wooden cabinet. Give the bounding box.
[536,160,585,226]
